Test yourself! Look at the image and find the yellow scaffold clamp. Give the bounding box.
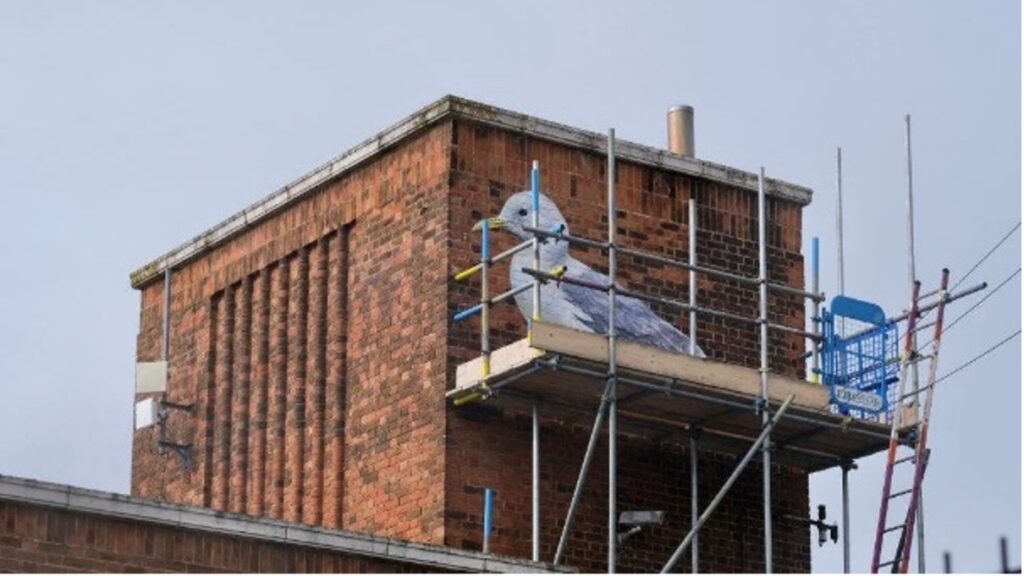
[452,383,492,407]
[549,265,567,285]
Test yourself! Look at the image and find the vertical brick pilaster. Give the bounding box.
[201,298,217,508]
[229,278,252,514]
[323,229,349,529]
[212,287,235,511]
[267,261,289,519]
[247,269,269,517]
[284,249,308,523]
[303,240,328,525]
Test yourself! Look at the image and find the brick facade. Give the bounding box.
[131,98,814,572]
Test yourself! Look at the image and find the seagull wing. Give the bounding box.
[559,257,702,355]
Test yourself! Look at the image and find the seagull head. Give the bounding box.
[473,190,569,243]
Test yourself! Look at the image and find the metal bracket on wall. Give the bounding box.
[157,399,194,472]
[785,504,839,548]
[158,440,194,472]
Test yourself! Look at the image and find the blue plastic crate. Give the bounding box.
[820,296,899,418]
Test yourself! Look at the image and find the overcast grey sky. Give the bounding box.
[0,1,1019,572]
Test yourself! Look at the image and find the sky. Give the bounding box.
[0,1,1019,572]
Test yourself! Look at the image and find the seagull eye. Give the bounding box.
[517,208,528,217]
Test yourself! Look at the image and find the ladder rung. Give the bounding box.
[884,524,906,533]
[888,488,913,499]
[878,559,899,569]
[895,454,917,465]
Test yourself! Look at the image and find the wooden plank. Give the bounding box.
[529,321,832,413]
[454,338,543,391]
[448,321,894,470]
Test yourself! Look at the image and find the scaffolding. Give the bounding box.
[447,129,988,573]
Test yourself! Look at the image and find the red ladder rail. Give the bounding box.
[894,268,950,573]
[871,280,922,573]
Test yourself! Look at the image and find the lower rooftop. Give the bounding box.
[0,474,568,573]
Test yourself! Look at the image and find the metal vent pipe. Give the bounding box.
[667,105,695,157]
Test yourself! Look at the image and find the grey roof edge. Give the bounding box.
[129,94,813,289]
[0,474,571,573]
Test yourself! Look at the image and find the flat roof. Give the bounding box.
[0,474,569,573]
[130,95,814,289]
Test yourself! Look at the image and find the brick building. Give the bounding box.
[126,95,875,572]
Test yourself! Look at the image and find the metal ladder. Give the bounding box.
[871,269,950,573]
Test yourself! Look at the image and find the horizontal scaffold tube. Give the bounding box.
[534,358,892,444]
[495,382,852,466]
[453,283,533,322]
[799,281,988,361]
[522,267,822,341]
[451,365,544,406]
[851,281,987,340]
[523,226,825,302]
[453,240,534,282]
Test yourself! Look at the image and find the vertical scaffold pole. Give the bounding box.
[532,403,540,562]
[481,220,491,378]
[811,237,820,383]
[530,160,542,564]
[606,128,618,574]
[690,429,700,574]
[551,139,617,568]
[834,152,854,571]
[688,198,699,573]
[841,459,853,573]
[483,488,494,554]
[689,198,698,356]
[531,160,542,326]
[904,114,926,574]
[758,167,772,573]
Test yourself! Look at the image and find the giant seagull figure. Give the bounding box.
[477,191,705,357]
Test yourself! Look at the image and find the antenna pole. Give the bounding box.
[836,147,845,296]
[758,167,772,573]
[905,114,926,573]
[606,128,618,574]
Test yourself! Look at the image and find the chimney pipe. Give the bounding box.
[667,105,695,158]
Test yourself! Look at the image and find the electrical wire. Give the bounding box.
[932,329,1021,386]
[950,221,1020,293]
[917,266,1021,350]
[912,221,1019,327]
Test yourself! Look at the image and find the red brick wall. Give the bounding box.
[443,119,810,572]
[132,122,452,544]
[0,500,441,573]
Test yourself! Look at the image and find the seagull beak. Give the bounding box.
[472,217,507,231]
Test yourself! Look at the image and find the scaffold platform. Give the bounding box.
[449,321,898,473]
